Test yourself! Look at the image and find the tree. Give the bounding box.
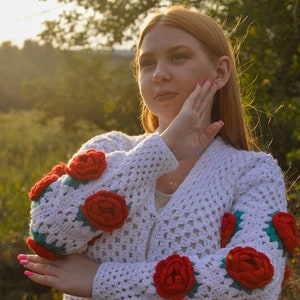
[39,0,163,48]
[23,50,141,133]
[0,40,58,112]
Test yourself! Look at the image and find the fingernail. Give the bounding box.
[202,78,208,85]
[24,270,33,277]
[17,254,27,260]
[194,80,199,87]
[20,260,29,265]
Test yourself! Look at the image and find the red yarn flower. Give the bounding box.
[28,162,67,201]
[80,190,128,232]
[221,212,236,247]
[28,173,58,201]
[272,212,299,254]
[26,236,57,260]
[154,254,196,300]
[66,149,107,181]
[282,265,291,287]
[49,162,66,177]
[225,246,274,289]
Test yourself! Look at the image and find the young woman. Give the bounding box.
[18,5,298,300]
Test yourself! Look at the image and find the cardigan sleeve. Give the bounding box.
[27,132,178,256]
[90,153,296,299]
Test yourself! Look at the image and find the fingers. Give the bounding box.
[202,120,224,142]
[180,79,217,122]
[17,253,59,288]
[198,120,224,149]
[19,253,51,264]
[24,269,57,288]
[17,253,97,297]
[18,253,58,276]
[193,80,217,111]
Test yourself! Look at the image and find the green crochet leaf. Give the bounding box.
[76,207,98,232]
[31,187,53,207]
[230,280,253,295]
[233,210,244,233]
[188,262,200,298]
[63,176,88,189]
[221,257,226,269]
[187,280,200,298]
[30,230,66,254]
[263,212,284,253]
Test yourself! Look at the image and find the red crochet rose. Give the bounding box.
[226,246,274,289]
[154,254,196,300]
[221,212,236,247]
[49,162,66,177]
[272,212,299,254]
[81,190,128,232]
[26,236,57,260]
[28,173,58,201]
[282,265,291,287]
[66,149,106,181]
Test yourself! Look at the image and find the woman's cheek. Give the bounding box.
[139,78,152,102]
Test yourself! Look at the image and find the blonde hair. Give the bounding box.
[133,6,258,151]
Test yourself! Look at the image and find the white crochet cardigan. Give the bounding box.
[29,132,288,299]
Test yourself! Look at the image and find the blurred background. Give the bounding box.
[0,0,299,299]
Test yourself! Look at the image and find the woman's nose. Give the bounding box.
[152,63,171,83]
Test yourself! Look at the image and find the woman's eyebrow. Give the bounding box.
[139,45,192,60]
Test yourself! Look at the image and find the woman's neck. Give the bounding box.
[156,157,198,194]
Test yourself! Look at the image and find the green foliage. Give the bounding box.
[0,40,58,112]
[39,0,163,48]
[22,49,142,134]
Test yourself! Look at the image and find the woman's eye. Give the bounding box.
[171,53,187,61]
[139,59,154,69]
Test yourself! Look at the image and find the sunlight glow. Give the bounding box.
[0,0,67,47]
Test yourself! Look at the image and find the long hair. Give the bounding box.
[133,6,258,151]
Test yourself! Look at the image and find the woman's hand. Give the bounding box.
[161,81,223,161]
[18,253,99,298]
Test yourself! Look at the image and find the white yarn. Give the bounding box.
[29,132,287,299]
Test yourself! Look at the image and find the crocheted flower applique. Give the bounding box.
[63,149,107,189]
[153,254,200,300]
[220,211,244,248]
[281,265,291,287]
[221,246,274,294]
[28,162,67,201]
[77,190,129,232]
[264,211,299,255]
[26,232,65,260]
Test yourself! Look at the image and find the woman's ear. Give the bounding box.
[214,56,232,89]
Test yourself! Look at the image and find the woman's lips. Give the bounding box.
[154,92,177,101]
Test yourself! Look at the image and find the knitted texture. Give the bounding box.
[27,132,294,299]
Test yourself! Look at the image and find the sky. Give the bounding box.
[0,0,70,47]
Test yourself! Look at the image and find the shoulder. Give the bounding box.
[77,131,149,153]
[206,137,284,178]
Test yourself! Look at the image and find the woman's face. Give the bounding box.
[138,24,218,130]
